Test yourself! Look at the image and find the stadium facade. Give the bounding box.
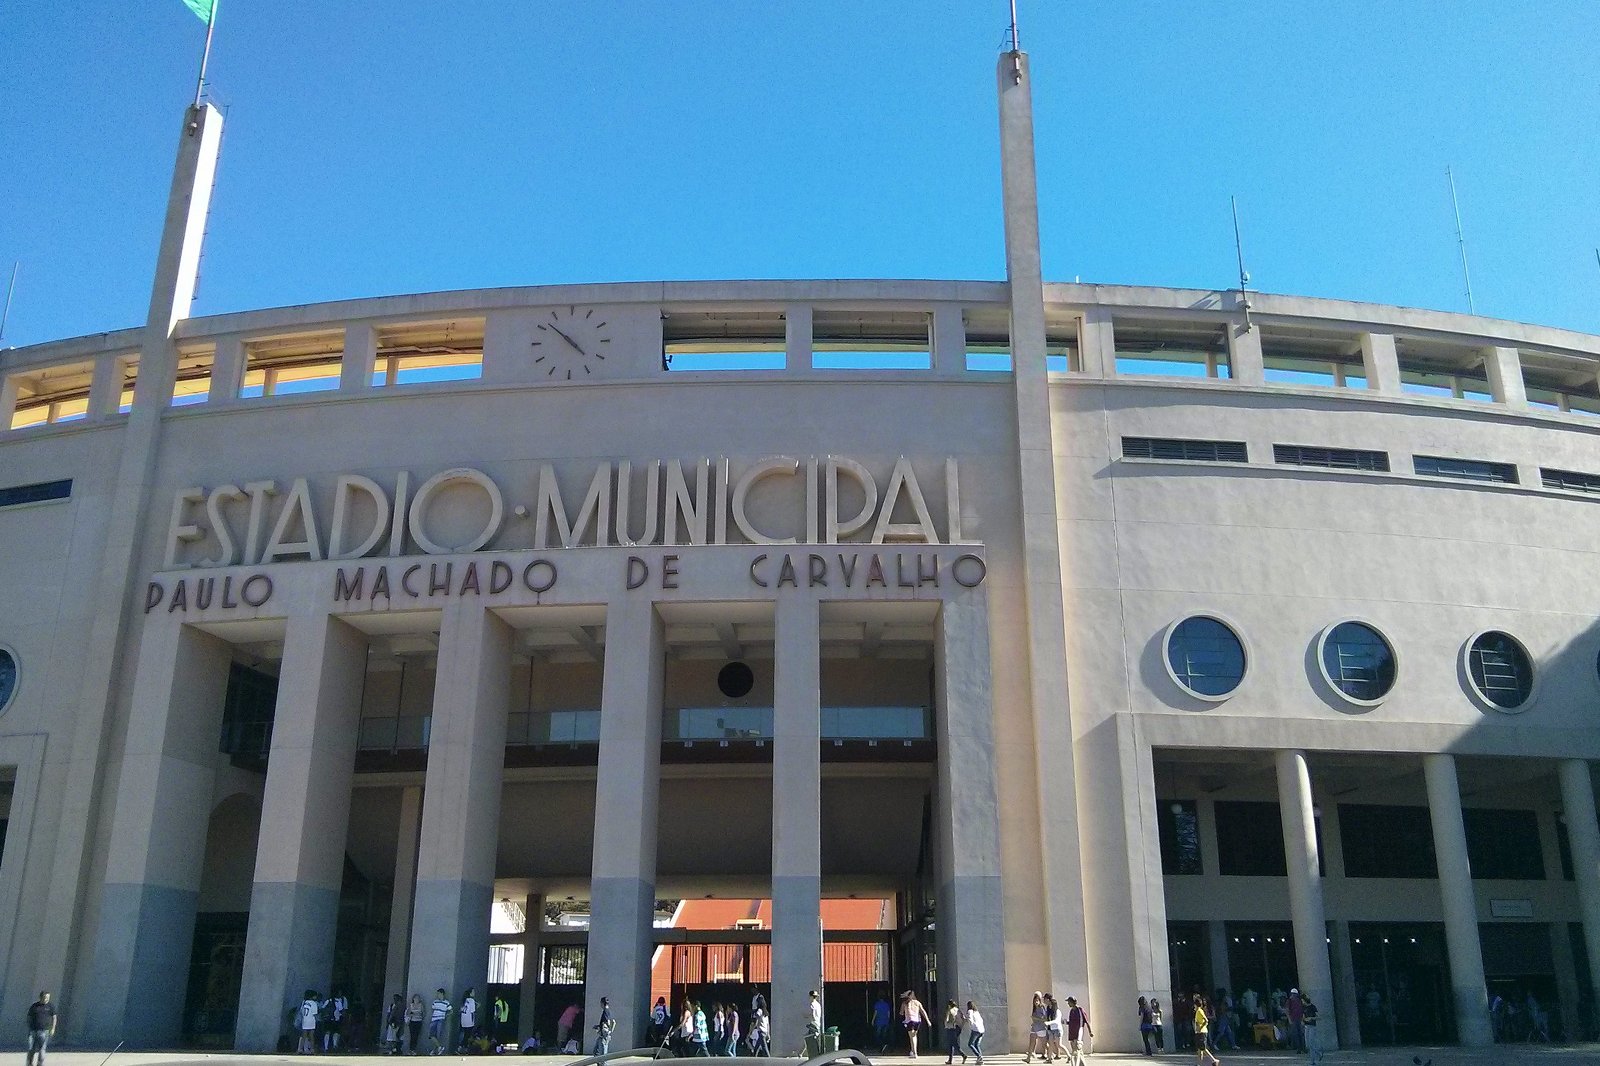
[1,47,1599,1055]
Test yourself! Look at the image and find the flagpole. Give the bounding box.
[193,0,218,110]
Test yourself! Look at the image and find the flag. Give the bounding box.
[180,0,214,22]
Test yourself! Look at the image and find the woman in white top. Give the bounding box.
[902,991,927,1058]
[964,1003,986,1066]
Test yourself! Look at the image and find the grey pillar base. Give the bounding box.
[235,881,340,1051]
[84,882,199,1048]
[586,876,656,1051]
[408,879,496,1014]
[940,874,1010,1053]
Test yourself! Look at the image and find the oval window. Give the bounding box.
[1165,616,1247,699]
[0,647,16,715]
[1319,621,1397,704]
[1466,631,1534,711]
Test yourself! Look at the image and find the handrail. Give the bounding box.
[799,1050,874,1066]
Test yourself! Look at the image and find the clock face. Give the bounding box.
[530,306,612,380]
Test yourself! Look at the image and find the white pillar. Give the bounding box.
[585,598,665,1050]
[1558,759,1600,1014]
[771,596,822,1055]
[1359,332,1402,394]
[932,304,967,375]
[1226,322,1265,384]
[1207,922,1231,998]
[1483,345,1528,407]
[342,323,379,391]
[385,785,425,1023]
[84,621,233,1046]
[1077,307,1114,376]
[785,305,813,372]
[1330,921,1361,1048]
[996,46,1090,1004]
[407,603,514,1011]
[236,612,369,1050]
[934,593,1010,1049]
[209,336,247,405]
[1423,753,1493,1046]
[1274,750,1338,1048]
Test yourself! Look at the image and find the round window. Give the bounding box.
[0,647,17,715]
[1318,621,1397,704]
[1465,631,1535,711]
[717,661,755,700]
[1165,616,1247,700]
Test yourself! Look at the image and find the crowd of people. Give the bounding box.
[1135,986,1322,1066]
[647,993,769,1056]
[292,986,518,1055]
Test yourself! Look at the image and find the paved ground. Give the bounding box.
[29,1047,1600,1066]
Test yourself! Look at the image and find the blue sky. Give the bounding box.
[2,1,1597,347]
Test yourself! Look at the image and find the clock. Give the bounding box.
[530,305,612,380]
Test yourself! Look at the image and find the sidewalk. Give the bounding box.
[28,1047,1600,1066]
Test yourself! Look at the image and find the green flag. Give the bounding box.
[180,0,214,22]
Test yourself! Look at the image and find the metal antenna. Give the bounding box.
[1231,196,1252,330]
[1447,166,1475,314]
[193,0,219,111]
[0,261,17,346]
[1009,0,1020,50]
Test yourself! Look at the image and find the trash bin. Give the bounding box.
[822,1030,840,1053]
[804,1034,823,1057]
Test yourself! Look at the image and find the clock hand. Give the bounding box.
[547,324,588,357]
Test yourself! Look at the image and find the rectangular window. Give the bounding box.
[1274,444,1390,472]
[1214,800,1288,876]
[1122,436,1248,463]
[375,320,486,386]
[1158,799,1202,875]
[0,478,72,508]
[812,310,932,370]
[1414,455,1518,484]
[218,662,279,765]
[1114,322,1230,380]
[1541,468,1600,494]
[1463,808,1545,880]
[1339,804,1437,877]
[663,309,786,371]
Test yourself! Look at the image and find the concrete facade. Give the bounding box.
[2,48,1600,1059]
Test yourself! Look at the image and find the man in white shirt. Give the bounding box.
[429,989,451,1056]
[458,988,478,1052]
[297,990,319,1055]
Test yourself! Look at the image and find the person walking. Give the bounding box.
[964,1002,985,1065]
[749,1002,770,1057]
[692,1001,709,1056]
[1044,994,1064,1061]
[406,994,425,1056]
[384,994,404,1054]
[805,990,824,1055]
[712,1003,727,1056]
[902,990,927,1058]
[651,997,670,1046]
[1286,990,1303,1054]
[457,988,478,1053]
[25,992,56,1066]
[1191,997,1220,1066]
[1025,992,1047,1062]
[1150,999,1166,1052]
[1064,997,1092,1066]
[593,996,616,1056]
[871,993,892,1051]
[943,1000,967,1064]
[724,1005,740,1057]
[428,989,451,1055]
[557,1002,580,1051]
[1138,996,1156,1055]
[1300,995,1320,1066]
[297,990,320,1054]
[493,994,510,1048]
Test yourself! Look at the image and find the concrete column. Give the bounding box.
[1483,345,1528,407]
[1207,922,1231,997]
[342,323,379,391]
[209,336,246,405]
[932,304,967,375]
[934,593,1010,1049]
[384,786,424,1021]
[1078,306,1114,376]
[1552,920,1581,1043]
[785,304,813,372]
[1358,333,1402,395]
[519,894,544,1042]
[1274,750,1338,1048]
[0,372,21,430]
[407,603,514,1012]
[1226,322,1265,385]
[771,596,822,1055]
[585,598,665,1050]
[1558,759,1600,1016]
[86,353,131,420]
[39,103,226,1026]
[1423,753,1493,1045]
[84,621,233,1046]
[236,612,369,1049]
[1330,921,1361,1048]
[997,46,1090,1004]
